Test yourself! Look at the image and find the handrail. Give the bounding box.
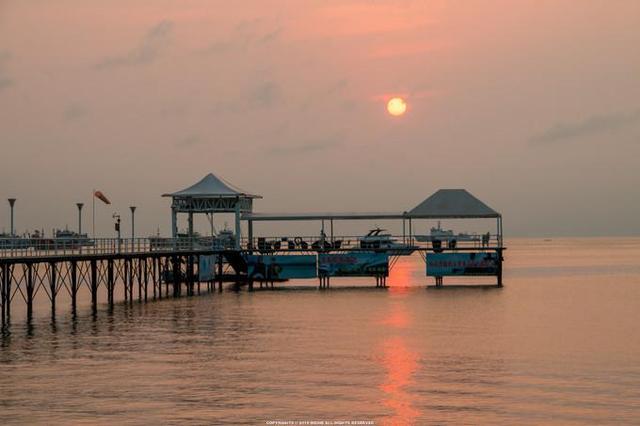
[0,234,502,259]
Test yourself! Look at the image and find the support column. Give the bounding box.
[171,208,178,238]
[330,219,334,244]
[1,263,5,324]
[234,200,241,250]
[172,255,180,297]
[409,218,412,244]
[50,262,57,316]
[137,258,142,302]
[107,259,114,306]
[123,259,129,303]
[90,259,97,313]
[128,258,133,302]
[26,263,33,321]
[71,261,77,314]
[153,257,158,299]
[248,220,253,252]
[144,258,149,302]
[402,218,406,244]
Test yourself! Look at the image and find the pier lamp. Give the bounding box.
[76,203,84,234]
[113,213,121,252]
[130,206,136,240]
[7,198,16,236]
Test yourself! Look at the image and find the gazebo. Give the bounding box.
[162,173,261,249]
[407,189,503,246]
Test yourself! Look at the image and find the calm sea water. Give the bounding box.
[1,238,639,425]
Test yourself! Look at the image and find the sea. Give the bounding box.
[0,237,639,425]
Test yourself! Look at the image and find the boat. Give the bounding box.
[0,232,30,249]
[359,227,415,255]
[214,227,235,249]
[54,228,93,247]
[415,221,479,243]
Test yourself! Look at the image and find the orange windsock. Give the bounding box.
[94,190,111,205]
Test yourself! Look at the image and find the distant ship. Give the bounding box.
[415,221,478,243]
[150,226,236,250]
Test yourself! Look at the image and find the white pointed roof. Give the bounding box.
[163,173,261,199]
[407,189,500,218]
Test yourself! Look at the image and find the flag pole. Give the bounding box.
[92,188,95,239]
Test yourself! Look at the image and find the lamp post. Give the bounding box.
[8,198,16,236]
[113,213,121,252]
[76,203,84,235]
[129,206,136,239]
[129,206,136,251]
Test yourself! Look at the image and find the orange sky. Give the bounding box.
[0,0,639,237]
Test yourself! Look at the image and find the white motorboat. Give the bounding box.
[359,227,415,255]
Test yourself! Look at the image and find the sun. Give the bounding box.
[387,97,407,116]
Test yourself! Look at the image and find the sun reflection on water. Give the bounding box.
[377,260,422,424]
[379,336,421,425]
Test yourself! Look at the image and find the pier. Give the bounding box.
[1,173,505,325]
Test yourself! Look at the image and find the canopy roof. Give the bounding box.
[407,189,500,218]
[163,173,261,199]
[243,212,404,221]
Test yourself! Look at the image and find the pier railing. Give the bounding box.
[0,234,502,259]
[0,237,213,259]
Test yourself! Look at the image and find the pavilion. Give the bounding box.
[163,173,261,249]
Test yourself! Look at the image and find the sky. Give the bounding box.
[0,0,639,238]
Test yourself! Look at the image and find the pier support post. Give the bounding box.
[123,259,129,303]
[90,259,97,313]
[217,256,223,292]
[26,263,34,321]
[107,259,114,307]
[71,261,78,314]
[128,258,133,302]
[50,262,57,316]
[144,258,148,302]
[5,265,11,322]
[1,263,6,324]
[152,257,158,299]
[497,248,503,287]
[172,255,180,297]
[137,258,142,302]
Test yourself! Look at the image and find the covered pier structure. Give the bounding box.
[163,173,261,249]
[243,188,504,287]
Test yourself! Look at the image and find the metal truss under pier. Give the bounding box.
[0,249,237,325]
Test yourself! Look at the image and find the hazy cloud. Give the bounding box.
[531,109,640,144]
[203,22,282,54]
[266,135,342,155]
[249,81,280,107]
[96,20,174,69]
[0,77,11,91]
[64,104,89,120]
[175,135,202,148]
[0,50,13,91]
[258,27,283,43]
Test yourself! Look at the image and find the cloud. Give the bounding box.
[249,81,280,107]
[266,135,342,156]
[203,22,282,55]
[64,104,89,120]
[0,51,13,91]
[175,135,202,148]
[96,20,173,69]
[211,80,282,113]
[0,78,11,91]
[300,79,349,110]
[258,27,283,43]
[531,109,640,144]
